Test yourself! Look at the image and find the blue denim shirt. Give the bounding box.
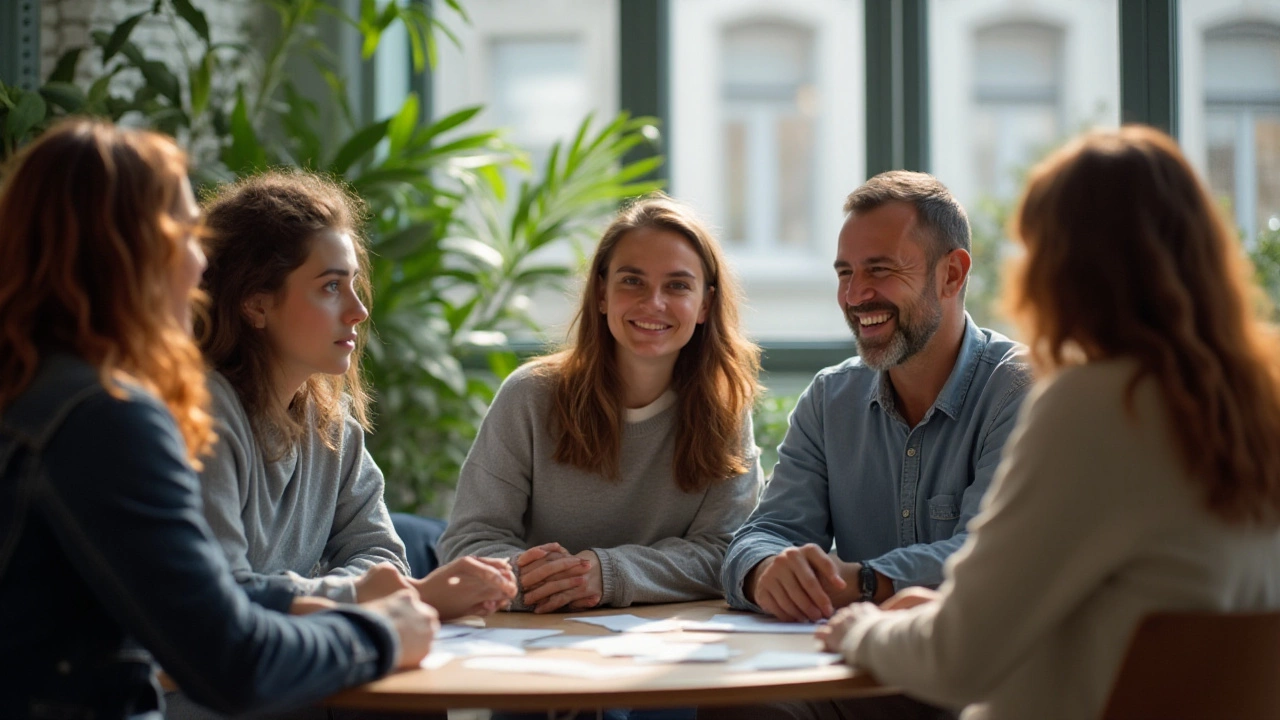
[724,317,1031,610]
[0,354,398,719]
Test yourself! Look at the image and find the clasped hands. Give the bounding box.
[513,542,604,614]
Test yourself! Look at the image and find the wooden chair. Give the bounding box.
[1101,611,1280,719]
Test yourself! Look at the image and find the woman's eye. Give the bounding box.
[669,282,691,292]
[325,281,341,292]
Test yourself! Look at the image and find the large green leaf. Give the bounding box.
[387,93,420,158]
[172,0,211,43]
[329,118,390,176]
[189,52,213,116]
[222,90,267,172]
[5,91,47,140]
[49,49,83,84]
[39,83,86,113]
[102,11,149,63]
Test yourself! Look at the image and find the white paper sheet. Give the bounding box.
[727,651,842,672]
[462,656,652,679]
[421,627,566,668]
[437,625,480,640]
[565,614,685,633]
[682,614,822,634]
[525,634,731,664]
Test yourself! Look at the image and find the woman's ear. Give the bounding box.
[697,285,714,324]
[242,293,270,330]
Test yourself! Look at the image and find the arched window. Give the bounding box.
[1204,22,1280,241]
[971,22,1064,198]
[721,19,817,251]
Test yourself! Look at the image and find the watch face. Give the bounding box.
[860,566,877,602]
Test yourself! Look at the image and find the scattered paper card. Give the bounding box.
[566,614,685,633]
[438,625,480,640]
[682,614,822,634]
[474,628,565,646]
[728,651,842,672]
[462,656,652,679]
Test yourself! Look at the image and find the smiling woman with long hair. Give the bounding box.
[438,195,763,620]
[815,126,1280,720]
[0,119,436,720]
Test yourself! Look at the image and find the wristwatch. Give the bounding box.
[858,563,878,603]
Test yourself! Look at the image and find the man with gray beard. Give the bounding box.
[714,171,1030,719]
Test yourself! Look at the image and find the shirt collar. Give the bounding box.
[866,314,988,422]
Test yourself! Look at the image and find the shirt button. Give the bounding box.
[902,509,911,518]
[906,448,917,457]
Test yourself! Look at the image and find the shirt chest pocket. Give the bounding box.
[928,494,960,538]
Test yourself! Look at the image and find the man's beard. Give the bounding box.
[845,285,943,371]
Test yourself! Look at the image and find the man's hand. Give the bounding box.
[746,544,848,621]
[413,556,518,620]
[523,549,603,614]
[354,562,416,603]
[361,588,439,669]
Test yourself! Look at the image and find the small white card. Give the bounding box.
[682,614,822,634]
[728,651,842,672]
[565,614,685,633]
[462,656,652,679]
[437,625,479,640]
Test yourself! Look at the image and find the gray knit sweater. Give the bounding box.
[437,363,763,608]
[198,372,409,603]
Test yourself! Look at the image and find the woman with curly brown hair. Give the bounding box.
[817,126,1280,720]
[191,170,515,619]
[0,119,436,720]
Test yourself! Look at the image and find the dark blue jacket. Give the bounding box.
[0,354,398,719]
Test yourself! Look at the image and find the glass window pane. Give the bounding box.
[672,0,865,341]
[490,38,588,157]
[930,0,1120,334]
[430,0,619,338]
[1184,3,1280,243]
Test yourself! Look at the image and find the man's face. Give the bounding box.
[834,202,944,371]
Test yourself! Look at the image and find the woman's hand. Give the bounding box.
[523,549,603,614]
[515,543,592,594]
[353,562,416,603]
[413,556,518,620]
[879,586,940,611]
[289,596,337,615]
[361,588,439,669]
[815,602,875,652]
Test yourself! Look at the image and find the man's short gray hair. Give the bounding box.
[843,170,971,264]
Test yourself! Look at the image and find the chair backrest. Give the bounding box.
[1101,611,1280,720]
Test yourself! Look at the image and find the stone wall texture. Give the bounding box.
[40,0,255,83]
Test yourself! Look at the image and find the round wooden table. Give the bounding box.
[325,599,893,712]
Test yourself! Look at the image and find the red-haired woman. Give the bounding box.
[817,126,1280,719]
[438,195,763,617]
[0,119,436,720]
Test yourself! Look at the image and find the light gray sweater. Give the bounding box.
[437,363,763,608]
[198,372,409,603]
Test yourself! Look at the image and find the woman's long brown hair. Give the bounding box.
[197,171,371,458]
[1006,125,1280,523]
[0,119,215,466]
[538,194,762,492]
